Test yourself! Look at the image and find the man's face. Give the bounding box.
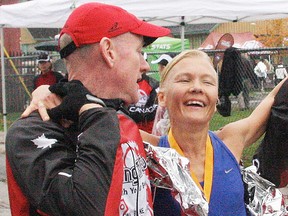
[112,33,150,104]
[70,33,151,105]
[38,61,51,73]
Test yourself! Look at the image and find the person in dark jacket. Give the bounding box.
[6,2,170,216]
[253,78,288,187]
[217,47,250,116]
[33,53,64,89]
[128,73,159,133]
[239,53,257,110]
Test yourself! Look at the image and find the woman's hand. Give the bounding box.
[140,129,160,146]
[21,85,62,121]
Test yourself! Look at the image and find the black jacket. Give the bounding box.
[6,106,153,215]
[253,79,288,187]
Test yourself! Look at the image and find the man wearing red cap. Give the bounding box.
[6,2,170,216]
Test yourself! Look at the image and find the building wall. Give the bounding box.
[213,19,288,36]
[214,21,262,34]
[188,34,210,49]
[20,29,37,53]
[1,0,21,55]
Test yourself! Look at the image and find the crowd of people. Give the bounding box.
[5,2,288,215]
[216,48,287,116]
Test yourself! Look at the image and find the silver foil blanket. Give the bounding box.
[144,142,209,216]
[242,166,288,215]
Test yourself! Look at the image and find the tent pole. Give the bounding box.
[180,16,185,51]
[0,27,7,137]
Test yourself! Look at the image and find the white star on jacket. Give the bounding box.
[31,133,57,149]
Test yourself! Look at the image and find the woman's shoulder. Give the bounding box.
[211,127,243,162]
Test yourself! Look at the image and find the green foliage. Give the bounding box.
[0,112,21,131]
[210,109,251,130]
[242,141,260,167]
[210,110,261,167]
[1,111,260,167]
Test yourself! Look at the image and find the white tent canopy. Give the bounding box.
[1,0,288,28]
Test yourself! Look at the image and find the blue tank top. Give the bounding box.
[153,131,248,216]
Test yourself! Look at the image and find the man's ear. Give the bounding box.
[157,91,166,107]
[99,37,115,68]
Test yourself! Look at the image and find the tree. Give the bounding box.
[256,18,288,47]
[256,18,288,65]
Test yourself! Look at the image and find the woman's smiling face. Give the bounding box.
[158,52,218,127]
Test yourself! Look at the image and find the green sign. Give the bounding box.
[143,36,190,53]
[143,37,190,80]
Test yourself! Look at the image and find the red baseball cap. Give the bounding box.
[59,2,170,58]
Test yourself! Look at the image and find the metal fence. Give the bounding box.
[0,47,288,117]
[147,47,288,121]
[0,52,62,113]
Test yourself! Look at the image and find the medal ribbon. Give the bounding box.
[168,130,213,203]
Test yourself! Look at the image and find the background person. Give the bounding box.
[151,53,173,76]
[6,2,170,216]
[151,53,174,136]
[263,58,275,85]
[217,47,244,116]
[239,52,256,110]
[274,62,288,85]
[127,69,159,133]
[254,57,267,92]
[33,53,64,89]
[253,78,288,188]
[53,58,68,78]
[263,58,275,74]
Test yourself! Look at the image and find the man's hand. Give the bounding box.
[48,80,105,123]
[21,85,62,121]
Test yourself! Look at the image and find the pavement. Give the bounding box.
[0,132,11,216]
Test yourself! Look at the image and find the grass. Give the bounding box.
[210,109,261,167]
[1,110,260,167]
[0,112,21,131]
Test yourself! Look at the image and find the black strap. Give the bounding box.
[59,41,77,59]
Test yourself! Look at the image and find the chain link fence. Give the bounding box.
[1,47,288,119]
[147,47,288,123]
[0,52,63,113]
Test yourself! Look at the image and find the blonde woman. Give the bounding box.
[142,50,286,215]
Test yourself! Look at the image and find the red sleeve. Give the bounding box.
[6,158,30,216]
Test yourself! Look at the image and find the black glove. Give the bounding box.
[47,80,105,122]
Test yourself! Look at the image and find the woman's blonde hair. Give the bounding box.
[160,50,213,87]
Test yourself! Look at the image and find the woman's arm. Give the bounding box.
[140,129,160,146]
